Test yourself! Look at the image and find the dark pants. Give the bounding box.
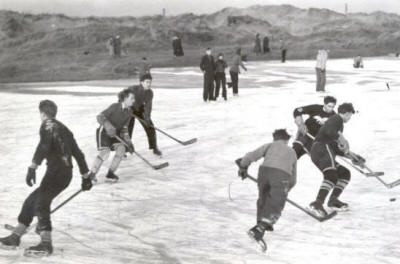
[18,167,72,232]
[316,68,326,92]
[311,142,351,203]
[214,72,227,99]
[128,112,157,150]
[203,74,215,101]
[281,49,287,63]
[292,132,314,159]
[229,71,239,95]
[257,166,291,229]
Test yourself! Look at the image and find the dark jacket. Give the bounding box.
[97,102,133,131]
[32,119,89,174]
[215,59,227,73]
[129,85,154,120]
[200,55,216,75]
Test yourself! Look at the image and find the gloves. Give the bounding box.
[81,172,93,191]
[238,168,248,180]
[235,158,249,180]
[297,123,308,135]
[26,167,36,187]
[126,142,135,154]
[351,153,366,168]
[103,120,116,137]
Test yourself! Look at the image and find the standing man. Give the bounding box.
[316,49,329,92]
[0,100,92,256]
[200,47,216,101]
[128,74,162,156]
[172,36,184,57]
[292,96,337,159]
[237,129,297,251]
[309,103,360,217]
[228,47,247,96]
[114,35,122,57]
[214,53,228,100]
[279,39,287,63]
[254,33,262,56]
[88,88,135,182]
[263,36,270,54]
[137,57,152,80]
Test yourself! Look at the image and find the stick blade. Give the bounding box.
[153,162,169,170]
[364,171,385,177]
[389,179,400,188]
[181,138,197,146]
[319,211,338,222]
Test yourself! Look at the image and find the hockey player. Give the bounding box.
[237,129,297,251]
[0,100,92,256]
[293,96,337,159]
[88,88,135,182]
[127,73,162,156]
[309,103,363,216]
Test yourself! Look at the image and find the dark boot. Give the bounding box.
[309,200,328,217]
[328,197,349,211]
[106,170,119,183]
[153,148,162,156]
[0,233,20,249]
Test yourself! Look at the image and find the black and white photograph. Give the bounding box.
[0,0,399,263]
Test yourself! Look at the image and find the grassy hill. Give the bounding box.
[0,5,400,83]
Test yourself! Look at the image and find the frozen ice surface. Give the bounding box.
[0,57,399,263]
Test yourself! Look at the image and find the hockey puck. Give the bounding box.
[390,198,396,202]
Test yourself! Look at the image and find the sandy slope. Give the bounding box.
[0,57,399,264]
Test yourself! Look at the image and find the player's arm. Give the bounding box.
[240,143,271,168]
[293,104,319,134]
[27,124,52,187]
[143,91,154,123]
[97,104,117,137]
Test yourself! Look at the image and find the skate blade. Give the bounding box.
[328,206,349,212]
[307,206,327,218]
[24,250,50,258]
[247,231,267,253]
[0,244,18,250]
[105,178,118,183]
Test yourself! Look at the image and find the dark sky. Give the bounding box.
[1,0,399,17]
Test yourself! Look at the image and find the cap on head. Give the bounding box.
[272,129,291,141]
[140,73,152,82]
[39,100,57,118]
[323,96,337,105]
[338,103,355,114]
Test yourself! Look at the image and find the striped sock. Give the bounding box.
[316,179,335,203]
[331,179,349,198]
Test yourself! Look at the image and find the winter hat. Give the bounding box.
[272,129,291,141]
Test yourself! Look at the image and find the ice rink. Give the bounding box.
[0,57,399,263]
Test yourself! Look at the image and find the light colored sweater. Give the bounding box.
[241,140,297,178]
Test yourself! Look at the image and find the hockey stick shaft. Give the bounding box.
[6,189,82,233]
[130,113,197,146]
[243,172,333,222]
[304,133,393,187]
[114,135,169,170]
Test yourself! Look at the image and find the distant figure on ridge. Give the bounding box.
[254,33,262,56]
[172,36,184,57]
[353,55,364,68]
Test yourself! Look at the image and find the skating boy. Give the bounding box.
[88,88,135,182]
[237,129,297,251]
[0,100,92,256]
[293,96,337,159]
